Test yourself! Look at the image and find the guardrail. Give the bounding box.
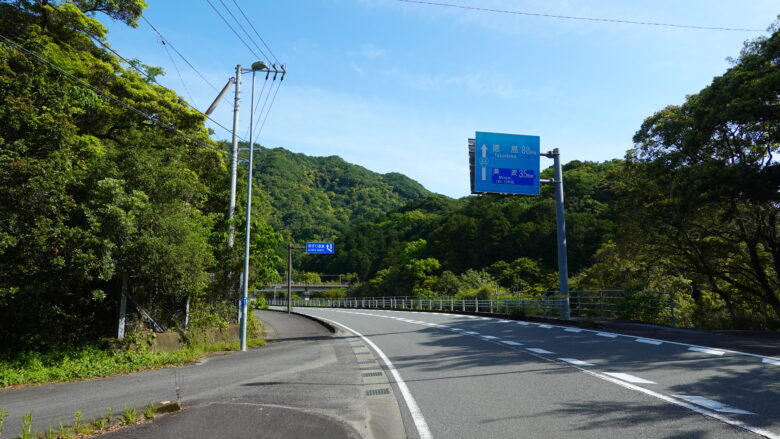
[267,290,676,326]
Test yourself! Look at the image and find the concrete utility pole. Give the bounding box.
[227,64,242,249]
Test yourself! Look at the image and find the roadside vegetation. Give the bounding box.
[0,312,264,388]
[0,0,278,378]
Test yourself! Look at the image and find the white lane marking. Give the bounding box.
[688,347,726,356]
[673,395,756,415]
[438,325,450,328]
[603,372,656,384]
[538,324,554,329]
[285,309,780,438]
[558,358,594,366]
[564,328,582,333]
[590,372,778,438]
[449,328,463,331]
[316,318,433,439]
[463,331,480,335]
[310,307,780,366]
[501,341,523,346]
[481,336,499,340]
[498,320,512,323]
[636,338,663,345]
[527,348,554,354]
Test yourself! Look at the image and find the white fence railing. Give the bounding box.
[266,290,676,326]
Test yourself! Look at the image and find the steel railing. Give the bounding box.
[265,290,676,326]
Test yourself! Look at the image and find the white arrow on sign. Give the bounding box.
[481,144,488,180]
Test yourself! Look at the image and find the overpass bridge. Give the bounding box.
[256,282,351,297]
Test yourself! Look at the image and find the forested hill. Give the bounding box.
[247,145,434,242]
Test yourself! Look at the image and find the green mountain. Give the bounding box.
[250,145,434,242]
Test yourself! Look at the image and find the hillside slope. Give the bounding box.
[249,145,434,241]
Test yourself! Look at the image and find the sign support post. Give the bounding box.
[470,133,571,320]
[542,148,570,320]
[287,242,334,313]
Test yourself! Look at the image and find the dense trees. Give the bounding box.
[0,0,280,351]
[613,22,780,328]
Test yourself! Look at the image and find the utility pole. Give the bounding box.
[227,64,242,249]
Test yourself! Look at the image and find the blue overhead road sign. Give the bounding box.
[306,242,335,254]
[474,132,540,195]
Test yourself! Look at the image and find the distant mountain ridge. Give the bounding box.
[252,145,435,241]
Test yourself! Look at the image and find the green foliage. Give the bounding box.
[143,402,156,420]
[251,296,268,310]
[622,22,780,328]
[122,405,136,425]
[20,412,33,439]
[0,2,283,351]
[310,289,347,299]
[0,407,7,436]
[249,145,431,244]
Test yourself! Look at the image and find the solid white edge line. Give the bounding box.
[603,372,656,384]
[317,317,433,439]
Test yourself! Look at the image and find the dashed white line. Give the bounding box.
[688,347,726,356]
[516,322,530,326]
[596,332,618,338]
[527,348,554,354]
[564,328,582,333]
[501,341,523,346]
[603,372,656,384]
[558,358,594,366]
[636,338,663,345]
[763,358,780,366]
[464,331,480,335]
[673,395,756,415]
[538,324,554,329]
[481,335,499,340]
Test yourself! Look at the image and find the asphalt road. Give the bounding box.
[295,307,780,439]
[0,311,403,438]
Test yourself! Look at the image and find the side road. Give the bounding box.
[0,311,406,439]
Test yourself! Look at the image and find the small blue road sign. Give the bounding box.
[242,297,248,307]
[474,132,540,195]
[305,242,335,254]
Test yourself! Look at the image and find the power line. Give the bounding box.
[217,0,269,61]
[396,0,764,32]
[0,33,224,152]
[245,75,268,139]
[86,33,243,140]
[160,38,199,108]
[205,0,262,60]
[255,78,284,138]
[231,0,281,65]
[141,16,220,92]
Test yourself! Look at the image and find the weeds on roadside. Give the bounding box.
[143,402,157,420]
[58,422,74,439]
[0,407,7,436]
[122,406,136,425]
[19,412,32,439]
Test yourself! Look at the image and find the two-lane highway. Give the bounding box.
[296,308,780,439]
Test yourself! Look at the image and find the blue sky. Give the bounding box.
[104,1,779,198]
